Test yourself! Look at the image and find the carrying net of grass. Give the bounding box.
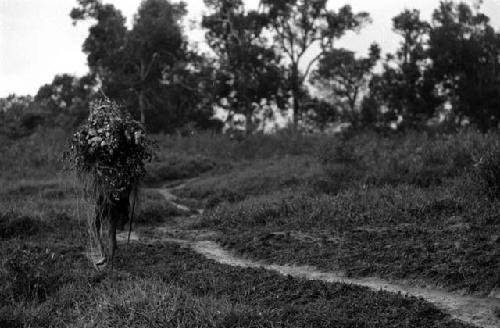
[64,98,155,270]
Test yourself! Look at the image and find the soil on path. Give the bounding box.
[118,186,500,328]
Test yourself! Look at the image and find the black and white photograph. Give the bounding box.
[2,0,500,327]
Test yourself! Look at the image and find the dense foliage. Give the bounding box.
[311,44,381,125]
[4,1,500,135]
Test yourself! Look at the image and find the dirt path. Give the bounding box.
[118,187,500,328]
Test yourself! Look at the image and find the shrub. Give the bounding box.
[135,202,181,224]
[318,137,363,193]
[205,190,245,209]
[474,141,500,199]
[0,212,44,239]
[319,128,494,188]
[0,128,68,180]
[2,247,67,302]
[134,189,184,224]
[144,154,216,185]
[0,309,22,328]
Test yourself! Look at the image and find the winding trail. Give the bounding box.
[119,187,500,328]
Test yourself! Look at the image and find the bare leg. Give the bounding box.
[93,194,110,269]
[92,205,107,268]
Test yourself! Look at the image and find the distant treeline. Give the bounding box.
[2,0,500,138]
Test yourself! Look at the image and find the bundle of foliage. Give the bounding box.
[64,98,154,200]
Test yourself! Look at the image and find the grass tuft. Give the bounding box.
[0,212,45,239]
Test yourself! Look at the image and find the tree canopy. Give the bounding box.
[261,0,370,125]
[70,0,218,132]
[427,1,500,130]
[202,0,286,132]
[5,0,500,136]
[312,44,380,125]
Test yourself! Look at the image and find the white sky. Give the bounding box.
[1,0,499,97]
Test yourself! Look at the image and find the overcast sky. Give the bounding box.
[1,0,499,97]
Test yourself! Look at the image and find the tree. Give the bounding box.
[124,0,187,125]
[311,44,380,125]
[428,1,500,130]
[35,74,96,127]
[0,95,39,138]
[71,0,128,89]
[261,0,369,125]
[393,9,429,66]
[202,0,286,132]
[156,51,224,133]
[0,74,95,137]
[371,9,438,126]
[71,0,190,130]
[300,96,338,130]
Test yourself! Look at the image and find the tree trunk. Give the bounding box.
[245,110,253,135]
[243,97,255,135]
[292,90,300,127]
[139,91,146,126]
[291,64,301,128]
[348,96,357,125]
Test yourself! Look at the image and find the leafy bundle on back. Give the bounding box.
[64,98,155,269]
[65,98,154,199]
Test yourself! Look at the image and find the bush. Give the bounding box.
[318,136,363,193]
[474,142,500,199]
[0,128,68,181]
[319,128,494,189]
[135,202,182,224]
[1,247,72,302]
[134,189,184,224]
[0,212,44,239]
[144,154,217,185]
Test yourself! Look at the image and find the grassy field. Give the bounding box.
[1,127,498,326]
[190,129,500,295]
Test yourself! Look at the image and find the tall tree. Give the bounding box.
[311,44,380,124]
[71,0,128,89]
[125,0,187,125]
[71,0,189,129]
[202,0,285,132]
[393,9,429,66]
[428,1,500,130]
[261,0,369,125]
[372,9,438,125]
[157,51,224,133]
